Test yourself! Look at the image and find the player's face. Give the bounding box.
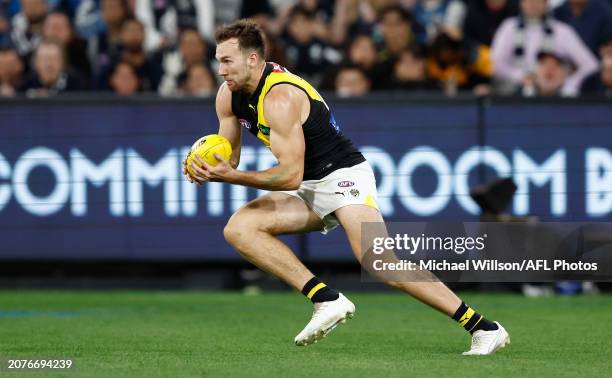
[216,39,251,91]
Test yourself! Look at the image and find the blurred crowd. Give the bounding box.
[0,0,611,98]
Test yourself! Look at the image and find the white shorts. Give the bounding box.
[281,161,380,233]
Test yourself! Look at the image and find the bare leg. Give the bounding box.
[223,192,324,291]
[334,205,462,316]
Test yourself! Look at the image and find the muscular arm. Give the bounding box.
[226,84,308,191]
[216,82,241,168]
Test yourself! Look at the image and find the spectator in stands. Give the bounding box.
[158,28,211,96]
[290,0,333,39]
[177,28,210,66]
[181,62,215,97]
[328,0,378,46]
[521,51,569,96]
[271,0,333,45]
[239,0,281,35]
[105,17,162,91]
[21,40,84,96]
[296,0,335,23]
[213,0,241,27]
[580,55,612,95]
[0,3,10,47]
[601,30,612,60]
[88,0,131,76]
[347,33,378,74]
[335,63,371,97]
[109,61,140,95]
[376,5,416,64]
[427,32,493,95]
[0,46,24,96]
[461,0,519,46]
[42,11,91,82]
[53,0,93,24]
[281,5,341,82]
[491,0,599,96]
[10,0,47,58]
[73,0,106,39]
[581,31,612,95]
[598,55,612,96]
[263,29,288,67]
[320,32,385,89]
[240,0,274,19]
[135,0,214,52]
[553,0,612,55]
[412,0,466,44]
[385,45,439,90]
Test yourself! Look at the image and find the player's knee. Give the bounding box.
[223,212,259,249]
[223,216,245,247]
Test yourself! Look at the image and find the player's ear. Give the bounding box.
[247,51,258,68]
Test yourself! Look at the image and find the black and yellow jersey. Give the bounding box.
[231,62,365,180]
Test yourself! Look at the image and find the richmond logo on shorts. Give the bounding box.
[337,181,354,188]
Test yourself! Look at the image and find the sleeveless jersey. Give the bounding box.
[231,62,365,180]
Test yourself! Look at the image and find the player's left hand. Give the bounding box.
[182,159,200,185]
[189,153,235,184]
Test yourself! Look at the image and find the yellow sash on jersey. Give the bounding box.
[252,70,327,148]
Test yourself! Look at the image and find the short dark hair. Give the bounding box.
[600,27,612,48]
[122,17,144,31]
[378,5,412,24]
[337,63,369,80]
[288,5,315,21]
[215,19,266,57]
[537,51,565,65]
[400,44,426,59]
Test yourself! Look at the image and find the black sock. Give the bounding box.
[452,302,498,334]
[301,277,339,303]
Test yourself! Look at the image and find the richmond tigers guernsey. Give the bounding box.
[231,62,365,181]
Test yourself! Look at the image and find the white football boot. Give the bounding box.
[463,321,510,355]
[294,293,355,346]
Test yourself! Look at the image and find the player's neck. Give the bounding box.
[243,62,267,95]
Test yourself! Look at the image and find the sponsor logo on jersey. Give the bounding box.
[259,124,270,135]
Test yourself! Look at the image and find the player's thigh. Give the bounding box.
[335,204,388,262]
[227,192,324,235]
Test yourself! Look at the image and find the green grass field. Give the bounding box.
[1,291,611,377]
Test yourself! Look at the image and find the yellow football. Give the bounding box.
[186,134,232,177]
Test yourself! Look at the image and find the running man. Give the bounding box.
[184,19,510,355]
